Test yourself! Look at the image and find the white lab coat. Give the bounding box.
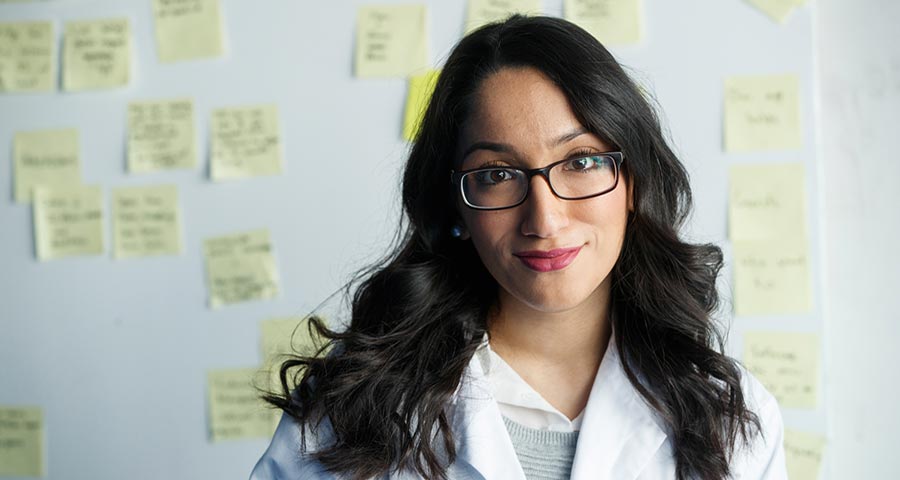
[250,340,787,479]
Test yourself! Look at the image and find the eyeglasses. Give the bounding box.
[451,152,625,210]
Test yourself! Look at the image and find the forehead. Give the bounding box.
[461,67,585,148]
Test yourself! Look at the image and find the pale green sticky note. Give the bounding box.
[355,4,429,78]
[152,0,224,63]
[785,429,826,480]
[0,21,55,92]
[0,407,44,477]
[14,128,81,204]
[725,74,801,152]
[33,186,105,261]
[746,0,806,24]
[203,229,279,308]
[128,98,197,173]
[564,0,643,45]
[402,69,440,141]
[743,331,819,409]
[207,368,276,441]
[465,0,542,33]
[733,239,811,316]
[63,18,131,91]
[112,185,183,259]
[729,162,806,241]
[210,104,282,181]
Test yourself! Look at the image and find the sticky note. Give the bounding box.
[746,0,806,24]
[33,186,105,261]
[14,128,81,204]
[203,229,279,308]
[724,74,801,152]
[0,21,55,92]
[743,331,819,409]
[402,69,440,141]
[260,317,329,390]
[207,368,275,441]
[127,98,197,173]
[112,185,183,259]
[63,18,131,91]
[152,0,224,63]
[564,0,643,45]
[465,0,542,33]
[0,407,44,477]
[784,429,826,480]
[733,239,811,316]
[210,105,282,181]
[729,162,806,241]
[355,5,429,78]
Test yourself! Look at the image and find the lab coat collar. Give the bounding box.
[451,338,668,480]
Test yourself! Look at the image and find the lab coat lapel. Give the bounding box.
[569,340,668,480]
[451,353,527,480]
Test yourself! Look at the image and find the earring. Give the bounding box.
[450,225,464,238]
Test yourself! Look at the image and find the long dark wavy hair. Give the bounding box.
[265,15,760,480]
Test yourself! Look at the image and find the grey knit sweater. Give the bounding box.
[502,416,580,480]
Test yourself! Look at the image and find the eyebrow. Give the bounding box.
[460,127,589,161]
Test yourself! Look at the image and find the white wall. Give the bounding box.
[818,0,900,477]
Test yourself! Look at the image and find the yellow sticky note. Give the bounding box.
[746,0,806,24]
[733,239,811,316]
[465,0,542,33]
[402,69,440,141]
[207,368,275,441]
[203,229,279,308]
[128,98,197,173]
[0,21,55,92]
[785,429,826,480]
[14,128,81,204]
[33,186,105,261]
[355,5,429,78]
[152,0,224,63]
[63,18,131,91]
[112,185,183,259]
[725,74,801,152]
[0,407,44,477]
[743,331,819,409]
[564,0,643,45]
[210,105,282,181]
[729,162,806,241]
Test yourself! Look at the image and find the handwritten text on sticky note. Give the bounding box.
[203,229,279,307]
[733,239,811,316]
[152,0,224,62]
[784,429,826,480]
[725,74,801,152]
[207,368,275,441]
[112,185,183,259]
[0,21,55,92]
[356,5,429,78]
[14,129,81,204]
[128,98,197,173]
[210,105,282,181]
[744,331,819,409]
[729,162,806,241]
[0,407,44,477]
[63,18,131,91]
[564,0,643,45]
[465,0,542,33]
[33,186,105,261]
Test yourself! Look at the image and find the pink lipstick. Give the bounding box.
[513,246,583,272]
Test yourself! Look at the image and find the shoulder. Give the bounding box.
[250,412,337,479]
[729,365,788,480]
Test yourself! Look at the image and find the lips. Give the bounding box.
[513,246,583,272]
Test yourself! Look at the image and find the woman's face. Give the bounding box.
[456,67,631,314]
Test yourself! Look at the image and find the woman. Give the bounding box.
[253,15,786,480]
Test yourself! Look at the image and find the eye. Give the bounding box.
[563,156,605,172]
[474,168,517,185]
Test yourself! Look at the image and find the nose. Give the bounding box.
[519,174,568,238]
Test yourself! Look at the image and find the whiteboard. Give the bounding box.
[0,1,825,478]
